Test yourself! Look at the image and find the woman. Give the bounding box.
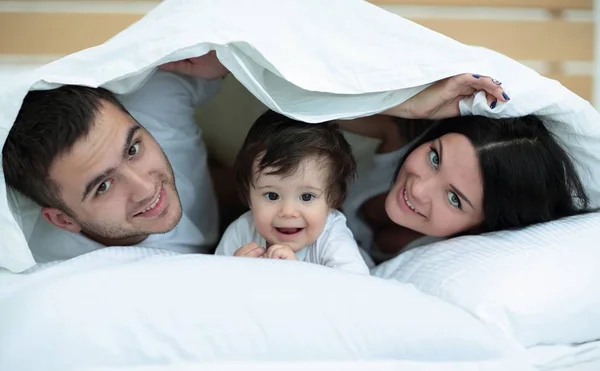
[338,75,590,261]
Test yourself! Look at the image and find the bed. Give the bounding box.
[1,1,599,370]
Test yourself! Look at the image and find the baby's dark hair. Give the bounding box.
[235,110,356,209]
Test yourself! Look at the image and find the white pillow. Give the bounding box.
[373,211,600,348]
[2,0,600,272]
[0,247,534,371]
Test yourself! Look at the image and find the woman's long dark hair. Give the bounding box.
[395,115,591,233]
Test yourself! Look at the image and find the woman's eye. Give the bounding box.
[300,193,314,202]
[447,191,461,209]
[428,148,439,167]
[264,192,279,201]
[128,142,140,157]
[97,180,113,195]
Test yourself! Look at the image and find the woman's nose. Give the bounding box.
[411,175,435,203]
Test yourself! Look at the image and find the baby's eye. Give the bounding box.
[300,193,314,202]
[447,191,462,209]
[264,192,279,201]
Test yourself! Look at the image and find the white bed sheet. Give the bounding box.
[552,360,600,371]
[528,341,600,371]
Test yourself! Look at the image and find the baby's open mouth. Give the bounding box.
[275,227,304,235]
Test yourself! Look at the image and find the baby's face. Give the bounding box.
[249,157,331,252]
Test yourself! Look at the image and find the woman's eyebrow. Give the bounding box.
[437,138,474,210]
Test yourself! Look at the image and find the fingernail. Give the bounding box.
[502,92,510,101]
[472,74,481,79]
[490,100,497,109]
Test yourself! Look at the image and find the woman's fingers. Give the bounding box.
[469,74,510,108]
[383,72,511,120]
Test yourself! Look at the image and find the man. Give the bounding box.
[3,52,230,263]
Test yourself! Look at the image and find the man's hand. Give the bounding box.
[384,74,510,120]
[233,242,266,258]
[265,244,297,260]
[159,51,229,80]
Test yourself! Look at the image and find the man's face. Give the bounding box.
[45,101,182,244]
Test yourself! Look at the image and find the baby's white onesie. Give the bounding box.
[215,209,370,275]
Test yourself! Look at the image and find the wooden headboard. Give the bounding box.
[0,0,594,100]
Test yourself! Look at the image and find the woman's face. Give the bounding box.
[385,133,484,237]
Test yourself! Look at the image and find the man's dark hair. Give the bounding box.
[2,85,128,214]
[235,110,357,209]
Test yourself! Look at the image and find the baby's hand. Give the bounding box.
[233,242,266,258]
[265,244,297,260]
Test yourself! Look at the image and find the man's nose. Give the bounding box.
[125,167,155,202]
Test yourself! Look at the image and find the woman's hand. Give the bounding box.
[265,244,297,260]
[159,51,229,80]
[384,74,509,120]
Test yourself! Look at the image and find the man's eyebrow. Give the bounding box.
[437,138,474,210]
[81,124,141,201]
[122,124,141,156]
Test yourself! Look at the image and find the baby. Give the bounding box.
[214,110,370,275]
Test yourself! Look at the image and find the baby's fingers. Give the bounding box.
[234,242,266,258]
[266,244,294,259]
[266,245,284,259]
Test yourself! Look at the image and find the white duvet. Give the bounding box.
[1,0,600,369]
[0,247,534,371]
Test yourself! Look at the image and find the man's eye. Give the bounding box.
[128,142,140,157]
[97,180,113,195]
[264,192,279,201]
[300,193,314,202]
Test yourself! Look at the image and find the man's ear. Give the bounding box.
[41,207,81,233]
